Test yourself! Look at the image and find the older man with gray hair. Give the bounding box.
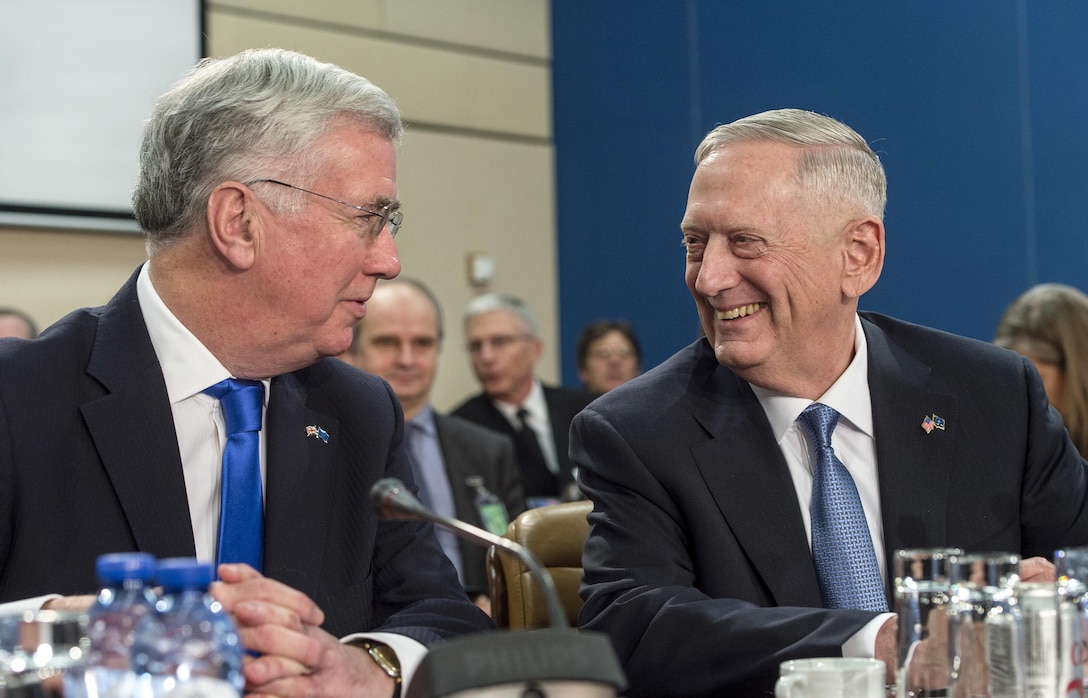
[453,293,595,506]
[0,48,491,697]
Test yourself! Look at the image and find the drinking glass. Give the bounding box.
[0,609,87,696]
[946,552,1024,698]
[894,548,961,697]
[775,658,885,698]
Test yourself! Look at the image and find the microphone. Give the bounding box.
[369,478,627,697]
[370,477,569,629]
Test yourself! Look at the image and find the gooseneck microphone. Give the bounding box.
[369,477,627,697]
[370,477,569,629]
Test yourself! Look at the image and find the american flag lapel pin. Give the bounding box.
[305,425,330,443]
[921,414,946,434]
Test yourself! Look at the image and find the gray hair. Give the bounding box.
[464,293,539,338]
[695,108,886,219]
[133,48,403,251]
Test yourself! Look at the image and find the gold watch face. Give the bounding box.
[368,644,401,679]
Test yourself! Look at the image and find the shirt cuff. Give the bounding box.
[0,595,63,616]
[842,611,896,658]
[341,631,427,692]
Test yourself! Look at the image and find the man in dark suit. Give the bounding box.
[340,278,525,611]
[451,293,595,505]
[0,48,491,696]
[572,108,1088,696]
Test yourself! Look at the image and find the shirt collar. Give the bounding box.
[408,404,437,437]
[750,314,873,441]
[136,261,270,406]
[494,379,545,422]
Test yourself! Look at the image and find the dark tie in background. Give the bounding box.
[514,407,557,497]
[797,403,887,612]
[204,378,265,572]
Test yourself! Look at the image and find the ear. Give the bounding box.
[206,182,262,270]
[841,216,885,299]
[530,336,545,363]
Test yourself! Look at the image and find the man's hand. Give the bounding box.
[1020,556,1056,582]
[874,616,897,686]
[212,563,396,698]
[41,595,96,613]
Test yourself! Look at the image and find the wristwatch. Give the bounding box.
[362,641,402,687]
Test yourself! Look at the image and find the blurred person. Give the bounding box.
[340,278,525,612]
[452,293,595,506]
[0,48,492,696]
[575,319,642,394]
[995,282,1088,458]
[0,307,37,339]
[572,108,1088,696]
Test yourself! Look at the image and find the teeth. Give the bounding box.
[717,303,763,320]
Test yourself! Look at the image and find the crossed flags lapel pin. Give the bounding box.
[921,414,946,434]
[305,425,330,443]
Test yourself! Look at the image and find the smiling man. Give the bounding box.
[340,278,524,611]
[0,48,491,697]
[572,108,1088,696]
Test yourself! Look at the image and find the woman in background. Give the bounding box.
[576,319,642,394]
[995,283,1088,458]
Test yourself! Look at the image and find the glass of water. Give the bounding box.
[894,548,961,697]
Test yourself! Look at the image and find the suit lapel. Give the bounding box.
[82,274,196,558]
[863,318,957,568]
[692,368,824,607]
[433,415,476,521]
[263,373,337,599]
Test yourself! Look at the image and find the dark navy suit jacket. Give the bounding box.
[452,385,594,496]
[433,412,524,594]
[0,270,491,644]
[573,312,1088,696]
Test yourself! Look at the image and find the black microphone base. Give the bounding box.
[404,628,627,698]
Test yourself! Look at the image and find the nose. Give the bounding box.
[364,227,401,280]
[692,236,740,299]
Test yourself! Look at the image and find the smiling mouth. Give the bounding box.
[716,302,764,320]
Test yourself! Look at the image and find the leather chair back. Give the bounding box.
[487,500,592,629]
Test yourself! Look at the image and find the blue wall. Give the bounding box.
[553,1,1088,387]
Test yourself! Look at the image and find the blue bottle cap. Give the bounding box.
[155,558,215,592]
[95,552,157,584]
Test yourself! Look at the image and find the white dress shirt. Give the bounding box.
[749,314,895,657]
[493,380,560,475]
[136,263,271,564]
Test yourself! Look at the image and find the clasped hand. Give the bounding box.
[210,563,395,698]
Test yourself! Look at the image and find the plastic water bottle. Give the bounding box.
[66,552,158,698]
[133,558,244,698]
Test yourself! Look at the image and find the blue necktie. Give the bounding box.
[204,379,265,572]
[798,403,887,612]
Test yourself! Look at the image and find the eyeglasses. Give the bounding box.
[247,179,403,239]
[590,346,635,361]
[467,334,533,354]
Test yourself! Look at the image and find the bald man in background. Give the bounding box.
[341,278,525,614]
[0,308,37,339]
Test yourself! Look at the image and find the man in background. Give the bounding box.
[452,293,595,506]
[572,108,1088,695]
[340,278,525,613]
[0,48,491,696]
[0,307,37,339]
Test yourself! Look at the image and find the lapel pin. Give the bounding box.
[921,414,946,434]
[305,425,330,443]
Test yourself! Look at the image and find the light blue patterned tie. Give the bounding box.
[798,403,887,612]
[204,379,265,572]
